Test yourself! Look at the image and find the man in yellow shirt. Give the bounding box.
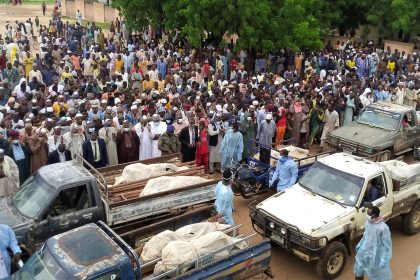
[23,52,34,79]
[114,54,124,73]
[346,57,356,71]
[60,66,73,81]
[52,95,69,117]
[142,74,154,91]
[387,59,396,73]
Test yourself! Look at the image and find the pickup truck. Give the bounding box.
[0,155,217,254]
[326,102,420,159]
[12,221,272,280]
[250,152,420,279]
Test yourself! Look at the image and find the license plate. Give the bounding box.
[271,233,284,245]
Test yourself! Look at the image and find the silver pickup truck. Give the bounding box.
[327,102,420,159]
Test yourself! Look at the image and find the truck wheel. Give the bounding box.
[316,241,347,280]
[402,201,420,235]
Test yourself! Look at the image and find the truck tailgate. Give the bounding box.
[107,181,217,226]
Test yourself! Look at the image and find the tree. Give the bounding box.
[113,0,326,51]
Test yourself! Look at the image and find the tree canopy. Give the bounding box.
[112,0,419,51]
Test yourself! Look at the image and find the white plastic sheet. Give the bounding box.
[153,231,247,275]
[139,176,210,197]
[112,163,189,186]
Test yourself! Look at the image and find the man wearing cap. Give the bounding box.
[116,120,139,164]
[135,116,153,160]
[98,119,118,166]
[354,205,392,280]
[28,128,49,174]
[7,130,30,184]
[214,169,235,225]
[256,113,276,147]
[0,148,19,197]
[149,114,167,158]
[63,124,85,159]
[208,113,224,174]
[158,124,180,156]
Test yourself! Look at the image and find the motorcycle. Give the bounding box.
[229,160,276,199]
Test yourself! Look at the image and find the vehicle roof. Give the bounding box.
[369,102,414,113]
[38,160,94,188]
[318,152,384,178]
[46,223,129,279]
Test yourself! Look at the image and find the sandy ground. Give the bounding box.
[0,3,54,29]
[1,4,420,280]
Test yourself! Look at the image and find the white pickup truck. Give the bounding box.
[250,152,420,279]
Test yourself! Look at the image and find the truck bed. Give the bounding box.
[138,225,271,280]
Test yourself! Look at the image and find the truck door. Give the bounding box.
[33,182,99,245]
[399,112,420,151]
[354,173,393,235]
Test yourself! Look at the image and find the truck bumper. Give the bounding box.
[249,201,326,262]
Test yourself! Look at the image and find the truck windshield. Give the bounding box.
[299,162,364,206]
[12,174,53,218]
[12,245,70,280]
[357,108,401,130]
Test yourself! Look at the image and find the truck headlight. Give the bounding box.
[319,238,326,247]
[269,222,275,229]
[280,228,286,235]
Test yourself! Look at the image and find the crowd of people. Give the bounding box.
[0,14,418,197]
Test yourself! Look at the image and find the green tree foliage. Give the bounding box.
[112,0,419,51]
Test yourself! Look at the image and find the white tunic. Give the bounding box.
[0,156,20,197]
[135,123,154,160]
[149,122,167,158]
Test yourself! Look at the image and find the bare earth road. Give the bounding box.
[1,4,420,280]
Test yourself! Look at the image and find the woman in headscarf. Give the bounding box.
[288,97,309,147]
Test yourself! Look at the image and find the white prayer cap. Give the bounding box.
[252,100,259,106]
[101,99,107,104]
[46,107,53,113]
[131,105,137,110]
[76,113,83,118]
[363,88,372,94]
[114,98,121,104]
[265,114,273,120]
[215,104,223,112]
[294,83,300,87]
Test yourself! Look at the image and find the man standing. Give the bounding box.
[214,170,235,225]
[178,116,198,162]
[7,130,30,184]
[354,205,392,280]
[149,114,167,158]
[196,119,209,173]
[220,121,243,172]
[27,128,49,174]
[158,125,180,156]
[47,143,72,164]
[0,224,21,278]
[208,113,224,173]
[0,149,19,197]
[82,131,108,169]
[319,105,339,153]
[116,121,139,164]
[98,119,118,166]
[269,149,298,192]
[63,124,85,159]
[135,117,153,160]
[256,113,276,147]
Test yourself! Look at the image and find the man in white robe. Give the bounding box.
[149,114,167,158]
[135,117,153,160]
[208,113,224,173]
[63,125,86,159]
[98,119,118,166]
[0,149,20,197]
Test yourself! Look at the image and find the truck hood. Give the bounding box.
[330,122,395,146]
[256,185,351,236]
[0,196,28,227]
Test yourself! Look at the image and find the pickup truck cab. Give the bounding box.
[250,152,420,279]
[0,159,216,254]
[327,102,420,158]
[13,222,272,280]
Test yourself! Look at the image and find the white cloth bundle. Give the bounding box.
[139,176,210,197]
[378,160,420,181]
[113,163,189,186]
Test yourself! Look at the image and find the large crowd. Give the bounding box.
[0,15,419,196]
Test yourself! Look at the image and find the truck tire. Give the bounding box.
[402,201,420,235]
[316,241,348,280]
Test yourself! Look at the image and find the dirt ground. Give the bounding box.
[0,3,54,29]
[1,4,420,280]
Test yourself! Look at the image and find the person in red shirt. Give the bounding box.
[275,104,288,147]
[202,59,210,78]
[229,58,238,71]
[196,118,209,173]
